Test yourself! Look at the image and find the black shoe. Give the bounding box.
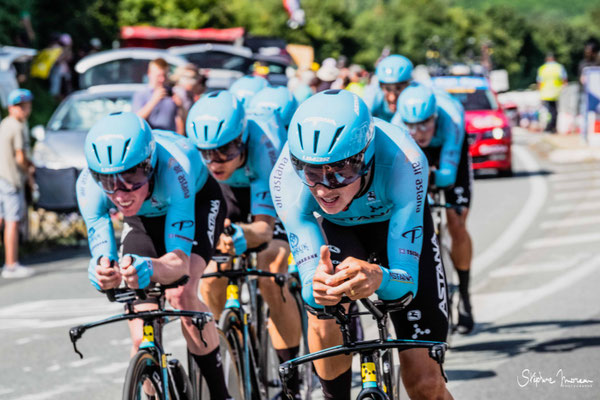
[456,295,474,334]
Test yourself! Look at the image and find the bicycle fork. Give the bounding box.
[358,352,389,400]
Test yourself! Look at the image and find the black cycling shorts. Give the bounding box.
[424,138,472,208]
[219,183,288,242]
[121,175,227,264]
[319,204,449,342]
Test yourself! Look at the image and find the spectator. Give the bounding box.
[172,63,202,133]
[49,33,74,100]
[344,64,366,97]
[315,58,339,92]
[89,38,102,55]
[133,58,181,133]
[578,39,600,84]
[537,53,567,133]
[0,89,35,279]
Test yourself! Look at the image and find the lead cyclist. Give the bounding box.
[270,90,453,400]
[77,112,232,399]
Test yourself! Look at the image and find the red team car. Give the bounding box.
[432,75,513,177]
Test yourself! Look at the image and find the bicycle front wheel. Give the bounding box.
[122,350,164,400]
[220,309,255,399]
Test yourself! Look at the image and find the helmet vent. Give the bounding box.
[324,90,341,95]
[121,139,131,162]
[204,125,208,141]
[215,120,224,139]
[209,91,220,98]
[313,130,320,153]
[107,146,113,164]
[92,144,101,164]
[328,126,345,152]
[297,123,304,150]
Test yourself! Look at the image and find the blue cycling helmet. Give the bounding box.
[375,55,414,84]
[397,83,437,123]
[186,90,247,149]
[229,75,269,107]
[288,89,374,165]
[84,112,156,174]
[248,86,298,128]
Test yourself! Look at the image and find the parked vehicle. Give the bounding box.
[31,84,141,211]
[74,48,188,89]
[432,75,513,176]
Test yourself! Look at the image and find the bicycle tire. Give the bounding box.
[219,309,261,400]
[195,329,244,400]
[122,350,164,400]
[168,359,193,400]
[290,285,315,400]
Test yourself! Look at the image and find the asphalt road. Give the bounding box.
[1,131,599,399]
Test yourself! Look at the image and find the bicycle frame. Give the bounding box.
[69,277,211,400]
[279,298,448,400]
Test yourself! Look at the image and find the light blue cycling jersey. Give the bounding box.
[215,119,281,219]
[392,89,465,188]
[270,119,429,308]
[77,130,208,262]
[364,85,395,122]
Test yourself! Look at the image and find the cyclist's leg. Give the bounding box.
[200,182,241,319]
[120,214,162,357]
[167,175,231,400]
[390,208,452,399]
[444,140,474,332]
[257,226,301,347]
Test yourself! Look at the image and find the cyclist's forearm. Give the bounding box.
[150,249,190,284]
[239,219,274,248]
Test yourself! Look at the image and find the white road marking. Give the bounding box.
[474,255,600,323]
[540,215,600,229]
[472,145,547,274]
[10,385,77,400]
[553,189,600,201]
[68,357,101,368]
[552,178,600,190]
[15,334,44,345]
[487,256,585,278]
[548,170,600,182]
[524,232,600,249]
[0,388,15,396]
[46,364,61,372]
[93,362,129,375]
[546,201,600,214]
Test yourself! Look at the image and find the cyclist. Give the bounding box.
[364,54,413,122]
[247,85,298,148]
[229,74,269,108]
[270,89,453,400]
[186,90,303,398]
[77,112,232,400]
[395,83,475,333]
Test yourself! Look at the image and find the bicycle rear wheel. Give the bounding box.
[122,350,164,400]
[194,329,244,400]
[220,309,260,400]
[291,286,315,400]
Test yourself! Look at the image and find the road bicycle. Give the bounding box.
[69,273,221,400]
[204,240,289,400]
[279,296,448,400]
[429,189,464,339]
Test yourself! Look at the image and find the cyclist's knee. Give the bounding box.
[258,239,289,273]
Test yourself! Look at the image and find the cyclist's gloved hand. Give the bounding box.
[89,255,121,291]
[120,254,154,289]
[229,223,248,255]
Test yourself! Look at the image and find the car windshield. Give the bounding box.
[451,89,498,111]
[183,51,252,72]
[79,59,177,88]
[49,96,132,131]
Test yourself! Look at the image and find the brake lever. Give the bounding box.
[275,274,287,303]
[193,316,209,347]
[105,259,117,302]
[69,326,85,359]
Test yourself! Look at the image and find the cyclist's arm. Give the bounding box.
[435,111,464,188]
[76,169,118,262]
[237,126,281,247]
[270,148,325,308]
[377,143,430,300]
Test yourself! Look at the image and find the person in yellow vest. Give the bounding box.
[537,53,568,133]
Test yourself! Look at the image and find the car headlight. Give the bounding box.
[482,126,510,140]
[32,142,70,169]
